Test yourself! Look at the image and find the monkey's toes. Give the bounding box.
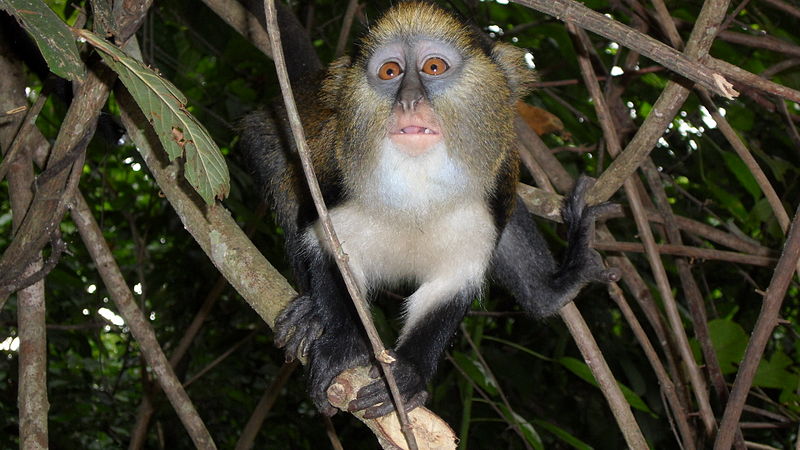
[601,267,621,283]
[365,390,428,419]
[349,381,428,419]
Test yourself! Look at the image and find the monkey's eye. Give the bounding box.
[421,57,449,75]
[378,61,403,80]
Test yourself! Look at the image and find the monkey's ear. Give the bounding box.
[491,43,538,101]
[321,56,352,109]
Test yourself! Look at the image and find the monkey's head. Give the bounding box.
[321,1,536,210]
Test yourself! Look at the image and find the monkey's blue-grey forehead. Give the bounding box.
[357,1,492,59]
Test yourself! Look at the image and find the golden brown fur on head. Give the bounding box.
[361,2,481,61]
[317,1,536,205]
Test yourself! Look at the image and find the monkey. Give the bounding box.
[239,1,618,419]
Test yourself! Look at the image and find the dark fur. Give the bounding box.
[239,2,615,418]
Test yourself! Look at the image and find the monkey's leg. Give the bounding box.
[492,179,618,318]
[274,243,371,416]
[349,286,475,419]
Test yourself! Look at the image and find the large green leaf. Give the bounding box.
[720,151,761,202]
[557,356,655,416]
[451,351,498,396]
[706,319,748,374]
[0,0,84,81]
[497,404,544,450]
[77,29,230,204]
[754,351,798,391]
[533,420,594,450]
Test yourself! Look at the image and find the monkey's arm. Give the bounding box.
[492,177,618,317]
[348,290,475,419]
[273,240,372,416]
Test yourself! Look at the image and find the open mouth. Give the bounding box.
[394,125,439,135]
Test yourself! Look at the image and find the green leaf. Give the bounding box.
[641,73,667,89]
[451,351,498,396]
[497,404,544,450]
[751,147,795,184]
[720,151,761,202]
[705,178,748,222]
[557,357,655,415]
[533,420,594,450]
[77,29,230,204]
[724,104,755,131]
[754,351,798,391]
[483,336,553,362]
[0,0,84,81]
[707,319,748,374]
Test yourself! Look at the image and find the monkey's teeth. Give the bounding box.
[398,126,436,135]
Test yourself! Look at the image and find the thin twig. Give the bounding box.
[183,331,257,388]
[559,303,649,448]
[460,324,533,450]
[262,2,418,449]
[71,193,216,449]
[570,21,717,437]
[592,240,775,266]
[512,0,737,98]
[608,282,694,449]
[446,354,535,445]
[334,0,359,58]
[714,204,800,449]
[235,361,300,450]
[0,82,48,183]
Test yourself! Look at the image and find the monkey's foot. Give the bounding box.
[274,294,324,362]
[348,354,428,419]
[560,176,620,284]
[307,338,371,417]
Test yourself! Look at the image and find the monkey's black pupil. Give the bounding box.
[386,68,394,76]
[430,64,438,72]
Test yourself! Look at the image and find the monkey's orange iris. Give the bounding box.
[421,57,448,75]
[378,61,403,80]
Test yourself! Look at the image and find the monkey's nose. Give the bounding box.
[397,94,424,112]
[396,70,425,112]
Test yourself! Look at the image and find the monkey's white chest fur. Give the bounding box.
[364,139,471,216]
[304,142,496,335]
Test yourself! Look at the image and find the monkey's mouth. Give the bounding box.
[393,126,438,135]
[388,123,442,156]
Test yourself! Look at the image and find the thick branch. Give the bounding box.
[1,37,49,449]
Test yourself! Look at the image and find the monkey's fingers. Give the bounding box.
[368,364,381,379]
[273,295,323,360]
[283,321,323,361]
[348,379,390,412]
[592,265,621,283]
[354,388,428,420]
[562,177,591,222]
[584,201,617,221]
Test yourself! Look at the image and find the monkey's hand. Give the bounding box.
[281,293,372,416]
[558,176,620,285]
[347,353,429,419]
[274,294,324,362]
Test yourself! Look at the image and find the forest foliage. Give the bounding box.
[1,0,800,448]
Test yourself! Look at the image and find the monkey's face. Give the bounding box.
[365,39,463,157]
[321,2,535,209]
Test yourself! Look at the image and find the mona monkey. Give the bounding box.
[240,1,617,419]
